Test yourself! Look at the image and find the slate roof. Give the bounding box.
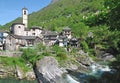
[10,34,36,40]
[31,26,43,30]
[70,38,79,42]
[0,30,7,33]
[11,23,25,27]
[63,27,71,31]
[59,35,67,39]
[43,31,58,36]
[22,7,28,10]
[16,36,36,40]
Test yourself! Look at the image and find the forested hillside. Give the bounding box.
[1,0,104,33]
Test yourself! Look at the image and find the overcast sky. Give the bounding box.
[0,0,51,25]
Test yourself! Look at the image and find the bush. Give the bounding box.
[35,43,46,51]
[81,41,89,52]
[57,52,67,60]
[21,48,38,65]
[52,45,66,53]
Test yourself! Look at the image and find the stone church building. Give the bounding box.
[4,7,43,51]
[0,7,77,51]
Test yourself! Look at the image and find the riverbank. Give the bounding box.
[0,56,36,80]
[0,45,116,83]
[0,50,93,82]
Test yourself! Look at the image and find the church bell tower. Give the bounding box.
[22,7,28,28]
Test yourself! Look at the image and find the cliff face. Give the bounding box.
[0,63,35,80]
[34,54,94,83]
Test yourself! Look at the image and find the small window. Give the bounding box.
[32,33,35,35]
[32,28,35,31]
[24,11,26,15]
[18,26,21,28]
[26,32,28,36]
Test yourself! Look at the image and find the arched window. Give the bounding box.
[18,26,21,28]
[24,11,26,15]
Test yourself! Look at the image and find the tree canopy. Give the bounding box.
[104,0,120,30]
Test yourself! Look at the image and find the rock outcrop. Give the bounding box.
[0,64,15,78]
[100,53,115,61]
[34,56,64,83]
[0,63,36,80]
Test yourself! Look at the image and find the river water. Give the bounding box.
[0,63,117,83]
[66,63,117,83]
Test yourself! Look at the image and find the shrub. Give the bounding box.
[81,41,89,52]
[21,48,38,65]
[57,52,67,60]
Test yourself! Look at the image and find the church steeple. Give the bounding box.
[22,7,28,28]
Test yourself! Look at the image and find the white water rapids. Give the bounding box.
[65,63,112,83]
[90,63,111,73]
[66,74,80,83]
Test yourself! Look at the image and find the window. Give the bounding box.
[32,33,35,36]
[32,28,35,31]
[24,11,26,15]
[18,26,21,28]
[26,32,28,36]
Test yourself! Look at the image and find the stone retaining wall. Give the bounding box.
[0,51,22,57]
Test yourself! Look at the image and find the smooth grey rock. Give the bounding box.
[35,56,63,83]
[101,53,114,61]
[16,66,24,79]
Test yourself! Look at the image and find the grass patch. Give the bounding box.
[0,56,31,72]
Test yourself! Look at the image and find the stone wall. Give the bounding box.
[0,51,22,57]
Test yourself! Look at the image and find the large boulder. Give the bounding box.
[34,56,64,83]
[76,55,93,66]
[100,53,115,61]
[25,71,36,80]
[16,66,24,79]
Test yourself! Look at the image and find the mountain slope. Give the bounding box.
[1,0,104,35]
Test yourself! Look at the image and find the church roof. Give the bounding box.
[11,23,25,27]
[22,7,28,10]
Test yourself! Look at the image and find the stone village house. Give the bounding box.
[0,7,79,51]
[4,8,44,51]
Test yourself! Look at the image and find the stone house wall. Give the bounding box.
[5,35,17,51]
[11,23,25,36]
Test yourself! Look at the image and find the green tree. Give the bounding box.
[21,48,38,65]
[104,0,120,30]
